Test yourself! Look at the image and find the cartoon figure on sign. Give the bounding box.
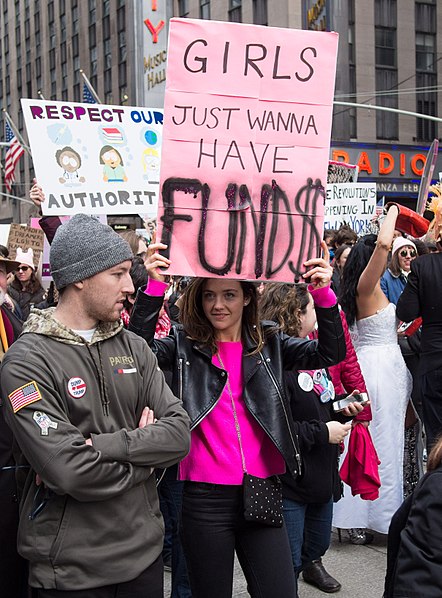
[55,146,86,185]
[99,145,128,182]
[142,148,160,180]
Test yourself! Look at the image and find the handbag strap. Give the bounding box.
[216,352,247,474]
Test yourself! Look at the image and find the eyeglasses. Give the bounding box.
[399,249,416,258]
[16,266,30,272]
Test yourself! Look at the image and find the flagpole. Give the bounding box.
[80,69,102,103]
[2,109,32,157]
[37,90,45,100]
[0,190,33,204]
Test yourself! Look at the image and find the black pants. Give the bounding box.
[421,369,442,451]
[36,556,163,598]
[181,482,296,598]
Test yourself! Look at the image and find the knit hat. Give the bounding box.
[15,247,35,270]
[50,214,133,289]
[392,236,417,256]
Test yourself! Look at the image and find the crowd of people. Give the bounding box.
[0,181,442,598]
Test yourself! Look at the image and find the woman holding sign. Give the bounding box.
[128,241,348,598]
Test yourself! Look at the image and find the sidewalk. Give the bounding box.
[164,528,388,597]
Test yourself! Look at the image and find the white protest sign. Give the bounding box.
[21,99,163,216]
[324,183,377,235]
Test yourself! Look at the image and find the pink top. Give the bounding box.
[179,341,285,484]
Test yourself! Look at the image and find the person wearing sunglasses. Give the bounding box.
[380,237,418,306]
[8,248,45,321]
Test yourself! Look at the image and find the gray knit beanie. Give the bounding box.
[50,214,133,289]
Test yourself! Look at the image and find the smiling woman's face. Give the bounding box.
[201,279,246,342]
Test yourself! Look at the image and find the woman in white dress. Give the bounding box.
[333,205,412,534]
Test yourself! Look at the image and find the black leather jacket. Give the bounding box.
[129,288,346,478]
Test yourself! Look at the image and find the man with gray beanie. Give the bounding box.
[0,214,190,597]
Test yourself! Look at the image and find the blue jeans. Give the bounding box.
[158,467,192,598]
[283,497,333,581]
[181,482,296,598]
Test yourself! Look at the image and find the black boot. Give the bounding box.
[302,559,341,593]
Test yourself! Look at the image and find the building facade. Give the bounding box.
[0,0,441,222]
[174,0,442,206]
[0,0,140,222]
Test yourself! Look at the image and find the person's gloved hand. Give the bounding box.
[386,202,429,237]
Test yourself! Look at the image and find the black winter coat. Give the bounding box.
[128,288,346,478]
[396,253,442,374]
[281,371,351,504]
[384,468,442,598]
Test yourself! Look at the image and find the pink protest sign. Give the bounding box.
[157,18,338,281]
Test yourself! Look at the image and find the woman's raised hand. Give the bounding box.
[30,178,45,208]
[144,240,171,282]
[302,241,333,289]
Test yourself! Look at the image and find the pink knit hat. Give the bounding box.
[392,236,417,256]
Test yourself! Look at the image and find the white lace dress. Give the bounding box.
[332,303,411,534]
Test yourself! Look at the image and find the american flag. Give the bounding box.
[376,196,386,216]
[8,381,42,413]
[4,121,24,192]
[83,82,97,104]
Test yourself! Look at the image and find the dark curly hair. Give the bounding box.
[178,278,263,355]
[259,283,309,337]
[339,234,377,328]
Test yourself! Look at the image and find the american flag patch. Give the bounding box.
[8,381,42,413]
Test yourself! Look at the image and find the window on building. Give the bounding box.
[90,46,97,76]
[375,28,396,67]
[415,2,437,141]
[60,14,66,42]
[229,0,242,22]
[104,69,112,94]
[104,39,112,69]
[348,0,357,138]
[60,42,67,64]
[119,62,127,87]
[178,0,189,17]
[253,0,267,25]
[89,24,96,47]
[375,69,398,140]
[117,5,125,30]
[89,0,96,25]
[118,31,126,61]
[200,0,210,19]
[416,73,437,141]
[375,0,397,140]
[416,33,435,71]
[103,15,110,40]
[374,0,396,26]
[72,34,79,57]
[47,1,54,23]
[72,5,78,34]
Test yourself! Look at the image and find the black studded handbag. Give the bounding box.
[216,352,284,528]
[242,473,284,527]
